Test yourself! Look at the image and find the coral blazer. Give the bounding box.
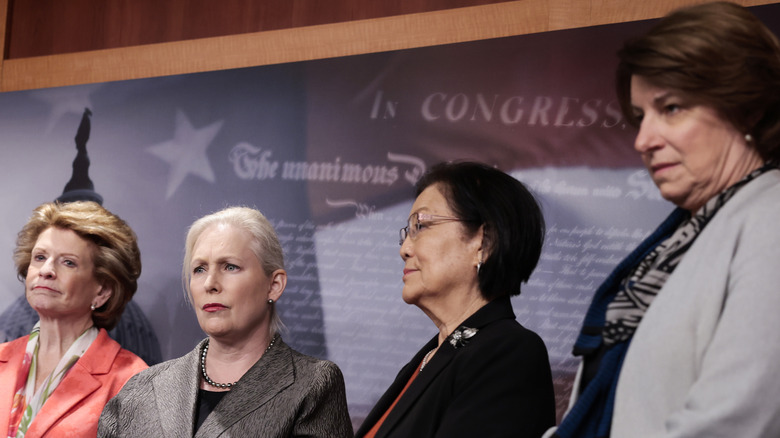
[0,328,147,437]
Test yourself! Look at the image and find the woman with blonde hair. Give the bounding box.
[0,201,147,437]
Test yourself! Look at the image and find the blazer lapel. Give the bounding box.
[375,339,456,438]
[26,330,118,436]
[195,339,295,438]
[27,365,101,435]
[154,341,203,438]
[0,338,25,436]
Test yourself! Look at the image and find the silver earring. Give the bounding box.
[267,299,274,305]
[90,304,96,311]
[477,262,482,274]
[745,133,754,143]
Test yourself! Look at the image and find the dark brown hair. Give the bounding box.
[616,1,780,161]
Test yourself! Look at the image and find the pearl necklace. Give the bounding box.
[200,334,278,389]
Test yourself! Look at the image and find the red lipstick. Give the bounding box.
[203,303,227,312]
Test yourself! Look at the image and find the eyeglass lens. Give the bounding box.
[399,213,418,245]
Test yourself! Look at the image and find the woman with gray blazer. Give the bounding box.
[99,206,352,437]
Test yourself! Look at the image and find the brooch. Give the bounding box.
[447,326,478,349]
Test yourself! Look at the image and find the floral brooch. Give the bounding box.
[447,326,479,349]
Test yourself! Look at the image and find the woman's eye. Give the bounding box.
[664,103,681,114]
[63,259,76,267]
[33,254,46,262]
[225,264,239,272]
[193,266,205,274]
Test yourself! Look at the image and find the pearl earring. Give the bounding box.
[267,299,274,304]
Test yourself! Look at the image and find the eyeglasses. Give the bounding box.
[399,213,465,245]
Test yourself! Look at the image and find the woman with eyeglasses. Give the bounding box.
[355,161,556,438]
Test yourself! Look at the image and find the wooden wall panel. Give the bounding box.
[5,0,508,58]
[586,0,774,25]
[0,0,6,82]
[0,1,549,91]
[1,0,779,92]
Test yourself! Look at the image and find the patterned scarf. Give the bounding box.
[603,163,775,346]
[7,322,98,438]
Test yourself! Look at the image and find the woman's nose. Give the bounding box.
[203,272,220,293]
[634,117,663,153]
[400,236,412,260]
[39,258,56,278]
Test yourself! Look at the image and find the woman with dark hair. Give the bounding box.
[0,201,147,437]
[356,161,556,438]
[549,3,780,437]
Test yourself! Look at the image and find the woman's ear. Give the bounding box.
[93,284,113,309]
[477,224,492,262]
[268,269,287,302]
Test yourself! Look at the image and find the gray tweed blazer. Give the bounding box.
[98,338,353,438]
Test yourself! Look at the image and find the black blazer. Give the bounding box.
[356,297,556,438]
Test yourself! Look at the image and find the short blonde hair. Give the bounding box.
[182,206,285,335]
[14,201,141,330]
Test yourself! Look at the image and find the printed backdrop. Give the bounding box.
[2,4,778,426]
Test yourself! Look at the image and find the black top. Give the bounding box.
[195,388,228,433]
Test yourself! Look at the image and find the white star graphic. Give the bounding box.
[29,84,102,134]
[147,109,224,199]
